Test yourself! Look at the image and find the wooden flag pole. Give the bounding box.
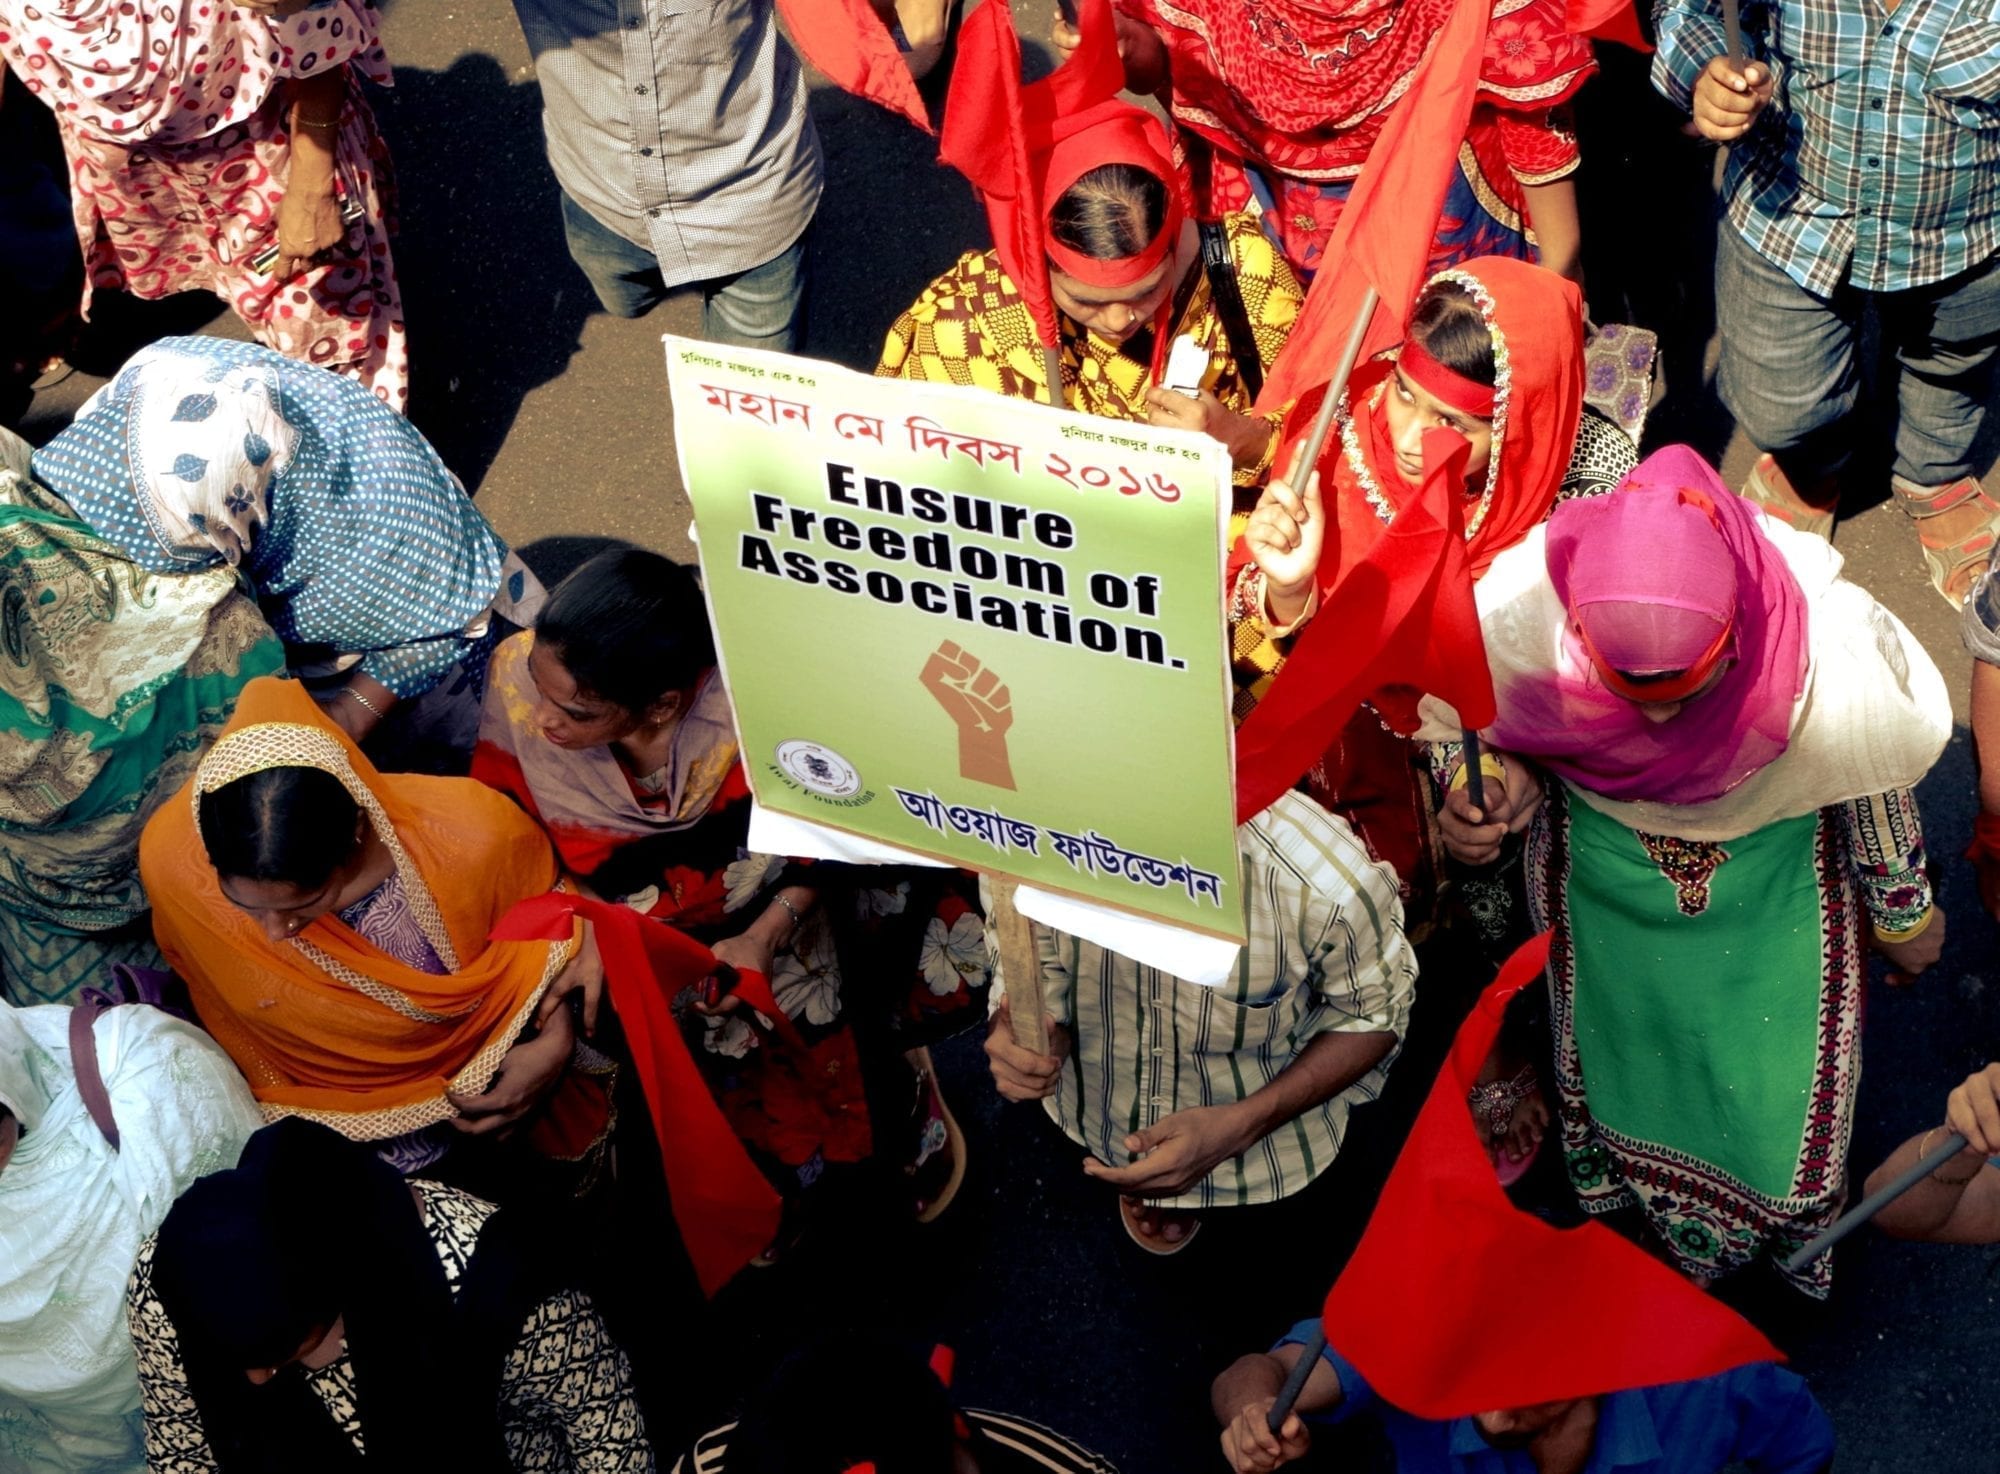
[1783,1131,1971,1274]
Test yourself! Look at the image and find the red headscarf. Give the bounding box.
[1232,256,1583,611]
[1322,934,1782,1417]
[941,0,1189,348]
[1115,0,1597,185]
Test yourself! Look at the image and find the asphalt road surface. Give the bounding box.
[12,5,2000,1470]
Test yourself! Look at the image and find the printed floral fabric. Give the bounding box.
[0,0,407,403]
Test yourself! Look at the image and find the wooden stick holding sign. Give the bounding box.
[991,877,1049,1054]
[987,348,1069,1053]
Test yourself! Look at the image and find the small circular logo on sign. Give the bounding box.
[774,740,862,798]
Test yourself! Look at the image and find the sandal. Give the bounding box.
[1740,453,1837,541]
[1467,1064,1543,1188]
[1891,474,2000,610]
[907,1046,968,1224]
[1118,1195,1202,1256]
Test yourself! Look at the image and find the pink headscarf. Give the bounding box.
[1486,446,1809,806]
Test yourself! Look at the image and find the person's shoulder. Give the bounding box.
[965,1408,1122,1473]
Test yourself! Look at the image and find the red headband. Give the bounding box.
[1577,615,1736,703]
[1397,338,1496,419]
[1041,102,1185,289]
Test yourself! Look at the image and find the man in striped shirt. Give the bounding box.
[984,790,1415,1253]
[1656,0,2000,605]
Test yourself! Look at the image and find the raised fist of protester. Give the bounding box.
[1221,1399,1313,1474]
[1691,56,1775,143]
[1438,749,1543,866]
[1083,1102,1251,1197]
[1876,904,1946,987]
[985,1001,1071,1101]
[1144,386,1275,474]
[1244,465,1325,627]
[1945,1063,2000,1159]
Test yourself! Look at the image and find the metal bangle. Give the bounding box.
[341,684,386,718]
[1922,1125,1981,1186]
[773,893,804,932]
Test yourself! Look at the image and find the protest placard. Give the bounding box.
[663,336,1244,944]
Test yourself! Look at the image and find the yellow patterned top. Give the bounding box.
[875,212,1300,487]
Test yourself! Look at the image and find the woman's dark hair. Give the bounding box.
[1049,161,1169,261]
[731,1333,961,1474]
[198,767,361,890]
[1408,279,1498,389]
[535,549,715,716]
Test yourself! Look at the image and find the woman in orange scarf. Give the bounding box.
[1231,256,1635,926]
[138,676,611,1180]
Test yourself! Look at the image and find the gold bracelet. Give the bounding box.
[293,115,343,131]
[1921,1126,1981,1186]
[1872,906,1936,946]
[1449,754,1507,793]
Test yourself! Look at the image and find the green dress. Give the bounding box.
[0,430,280,1002]
[1535,782,1865,1296]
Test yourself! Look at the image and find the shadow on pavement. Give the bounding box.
[375,52,597,492]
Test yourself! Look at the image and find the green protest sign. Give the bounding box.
[664,336,1244,943]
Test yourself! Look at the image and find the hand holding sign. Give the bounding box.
[921,640,1018,790]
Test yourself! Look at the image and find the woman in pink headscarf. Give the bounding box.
[1424,445,1951,1295]
[0,0,406,406]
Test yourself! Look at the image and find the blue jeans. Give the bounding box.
[1716,222,2000,488]
[558,190,809,351]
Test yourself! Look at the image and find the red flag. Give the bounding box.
[775,0,933,133]
[1233,427,1496,821]
[491,892,801,1297]
[1567,0,1651,50]
[1254,0,1492,412]
[1321,934,1781,1417]
[938,0,1125,350]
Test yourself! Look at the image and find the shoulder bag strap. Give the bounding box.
[1199,217,1265,405]
[68,997,122,1151]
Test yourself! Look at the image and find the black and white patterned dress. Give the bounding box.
[126,1181,655,1472]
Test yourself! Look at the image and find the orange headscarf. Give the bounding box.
[140,677,603,1152]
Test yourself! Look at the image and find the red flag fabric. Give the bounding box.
[774,0,932,133]
[1567,0,1651,50]
[1253,0,1492,412]
[1233,427,1496,821]
[1321,933,1782,1417]
[491,891,791,1298]
[937,0,1126,349]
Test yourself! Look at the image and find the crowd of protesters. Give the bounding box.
[2,0,1998,1469]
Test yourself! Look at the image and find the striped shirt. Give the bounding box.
[673,1410,1121,1474]
[994,791,1416,1211]
[1653,0,2000,294]
[509,0,822,287]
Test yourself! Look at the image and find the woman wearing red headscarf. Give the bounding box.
[1425,446,1951,1294]
[878,97,1304,491]
[1234,256,1636,925]
[1053,0,1595,286]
